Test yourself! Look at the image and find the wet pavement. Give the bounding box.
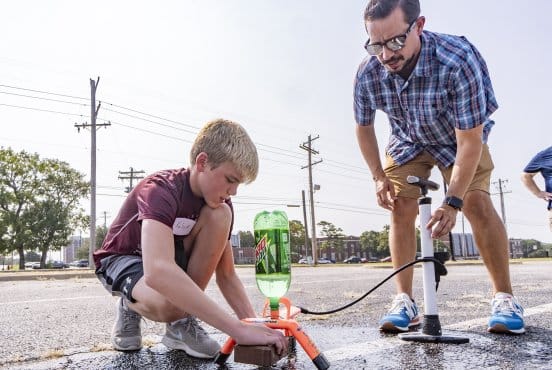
[1,261,551,369]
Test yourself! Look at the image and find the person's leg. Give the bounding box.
[378,152,434,332]
[130,203,232,357]
[462,191,512,294]
[183,202,233,290]
[447,145,511,294]
[161,204,232,357]
[389,197,419,297]
[95,255,145,351]
[129,203,232,321]
[463,191,524,334]
[442,145,524,334]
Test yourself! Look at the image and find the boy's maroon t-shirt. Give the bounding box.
[93,168,233,269]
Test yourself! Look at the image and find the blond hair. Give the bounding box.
[190,118,259,183]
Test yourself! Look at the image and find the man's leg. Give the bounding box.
[378,197,422,332]
[379,152,434,332]
[389,197,419,297]
[457,145,524,334]
[463,190,524,334]
[463,190,512,294]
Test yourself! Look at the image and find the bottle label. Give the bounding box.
[255,235,267,262]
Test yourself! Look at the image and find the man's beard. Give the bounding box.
[384,52,419,78]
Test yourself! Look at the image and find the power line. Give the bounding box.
[0,84,88,101]
[100,100,200,131]
[0,103,85,117]
[0,91,90,106]
[0,83,350,174]
[101,107,198,135]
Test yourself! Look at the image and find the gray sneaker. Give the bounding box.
[112,297,142,351]
[161,316,221,359]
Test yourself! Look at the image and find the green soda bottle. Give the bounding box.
[254,210,291,302]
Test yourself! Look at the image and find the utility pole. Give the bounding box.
[74,77,110,267]
[493,178,512,257]
[118,167,145,193]
[301,190,310,260]
[442,179,456,261]
[102,211,109,229]
[493,178,511,231]
[300,135,322,265]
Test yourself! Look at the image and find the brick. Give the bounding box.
[234,344,287,366]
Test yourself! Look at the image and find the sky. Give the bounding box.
[1,0,551,244]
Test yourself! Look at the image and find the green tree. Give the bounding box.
[377,224,390,256]
[23,158,88,267]
[317,220,345,253]
[238,230,255,249]
[289,219,306,254]
[0,148,43,269]
[0,148,89,268]
[359,230,380,257]
[521,239,541,257]
[76,237,90,260]
[96,225,109,249]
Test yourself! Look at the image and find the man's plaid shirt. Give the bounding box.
[354,30,498,167]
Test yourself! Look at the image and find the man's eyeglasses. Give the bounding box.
[364,19,417,56]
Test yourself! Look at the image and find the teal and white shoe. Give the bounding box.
[488,292,525,334]
[379,293,420,333]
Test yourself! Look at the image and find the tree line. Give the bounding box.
[239,220,411,260]
[0,148,89,269]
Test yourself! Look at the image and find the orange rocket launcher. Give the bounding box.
[214,296,330,370]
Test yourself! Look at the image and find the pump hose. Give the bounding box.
[298,257,446,315]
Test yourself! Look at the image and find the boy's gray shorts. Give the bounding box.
[95,240,189,303]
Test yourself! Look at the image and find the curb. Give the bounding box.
[0,260,524,282]
[0,269,96,282]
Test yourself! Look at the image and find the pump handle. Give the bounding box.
[407,175,440,191]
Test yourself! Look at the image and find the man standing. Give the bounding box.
[522,146,552,231]
[354,0,524,334]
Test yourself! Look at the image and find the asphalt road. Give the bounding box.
[0,261,551,369]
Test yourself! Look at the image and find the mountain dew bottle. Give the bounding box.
[254,210,291,302]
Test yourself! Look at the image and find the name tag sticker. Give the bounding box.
[172,218,196,236]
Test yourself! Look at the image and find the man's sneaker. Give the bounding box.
[488,292,525,334]
[112,297,142,351]
[379,293,420,332]
[162,316,221,359]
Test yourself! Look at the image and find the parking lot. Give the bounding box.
[0,260,551,369]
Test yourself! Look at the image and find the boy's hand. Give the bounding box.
[234,322,288,355]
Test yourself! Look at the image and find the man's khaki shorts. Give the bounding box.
[548,209,552,232]
[383,144,494,199]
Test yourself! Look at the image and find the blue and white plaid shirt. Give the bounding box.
[354,30,498,167]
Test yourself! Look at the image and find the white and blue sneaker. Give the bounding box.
[488,292,525,334]
[379,293,420,332]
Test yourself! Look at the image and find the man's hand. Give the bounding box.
[375,176,396,211]
[537,190,552,202]
[427,205,458,238]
